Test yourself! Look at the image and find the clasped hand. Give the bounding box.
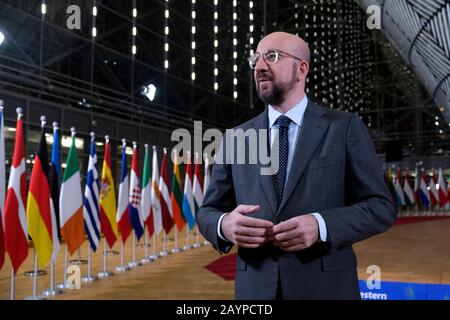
[221,204,319,251]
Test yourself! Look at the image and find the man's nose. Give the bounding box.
[254,55,269,72]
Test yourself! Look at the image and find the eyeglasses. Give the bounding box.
[247,49,304,69]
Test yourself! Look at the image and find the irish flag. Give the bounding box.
[141,144,152,234]
[59,130,85,255]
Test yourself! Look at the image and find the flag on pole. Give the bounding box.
[447,174,450,210]
[0,101,6,269]
[4,108,28,273]
[428,172,439,207]
[27,118,54,267]
[99,136,118,248]
[49,123,61,260]
[182,153,196,230]
[384,169,396,206]
[160,148,173,234]
[117,139,131,244]
[171,151,185,232]
[129,142,144,240]
[394,169,405,207]
[403,172,415,206]
[59,128,85,255]
[203,154,211,195]
[150,146,162,236]
[141,144,153,234]
[419,171,430,209]
[193,153,203,215]
[437,168,448,207]
[83,133,101,251]
[413,168,420,204]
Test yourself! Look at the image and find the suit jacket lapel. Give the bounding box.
[277,101,330,214]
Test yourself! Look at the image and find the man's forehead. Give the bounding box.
[256,35,293,52]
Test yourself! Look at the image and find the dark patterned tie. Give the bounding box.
[272,115,291,207]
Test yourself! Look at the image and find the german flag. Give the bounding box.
[27,126,53,267]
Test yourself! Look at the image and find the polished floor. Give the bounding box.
[1,216,450,300]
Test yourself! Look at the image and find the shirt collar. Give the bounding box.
[268,95,308,128]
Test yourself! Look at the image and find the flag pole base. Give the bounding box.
[81,275,98,283]
[159,251,169,257]
[24,270,47,277]
[141,257,153,264]
[171,248,180,254]
[97,271,114,279]
[182,245,191,251]
[203,240,209,245]
[24,295,46,300]
[56,282,69,289]
[128,261,142,268]
[149,255,159,260]
[106,250,120,256]
[192,243,201,248]
[42,287,63,296]
[115,265,130,273]
[69,259,88,265]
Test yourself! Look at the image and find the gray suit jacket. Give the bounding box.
[197,100,397,299]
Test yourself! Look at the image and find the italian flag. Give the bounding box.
[59,132,85,255]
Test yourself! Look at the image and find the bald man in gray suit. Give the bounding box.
[197,32,397,300]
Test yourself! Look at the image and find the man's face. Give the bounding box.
[254,43,298,106]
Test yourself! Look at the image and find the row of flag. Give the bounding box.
[0,106,211,274]
[385,168,450,209]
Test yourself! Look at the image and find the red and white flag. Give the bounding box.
[428,172,439,207]
[4,109,28,273]
[437,168,448,207]
[159,148,173,234]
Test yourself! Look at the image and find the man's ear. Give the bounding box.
[298,61,309,81]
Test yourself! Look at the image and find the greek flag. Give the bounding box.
[83,134,101,251]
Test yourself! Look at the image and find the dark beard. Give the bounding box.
[257,82,284,105]
[256,66,297,106]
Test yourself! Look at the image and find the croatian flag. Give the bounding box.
[129,143,144,240]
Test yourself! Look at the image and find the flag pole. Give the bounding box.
[25,250,44,300]
[203,153,210,246]
[10,268,15,300]
[193,225,201,248]
[141,228,152,264]
[171,228,180,253]
[128,232,141,268]
[81,245,97,283]
[151,233,158,260]
[160,231,169,256]
[57,246,68,289]
[116,240,129,272]
[97,238,113,278]
[43,258,63,296]
[184,226,191,251]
